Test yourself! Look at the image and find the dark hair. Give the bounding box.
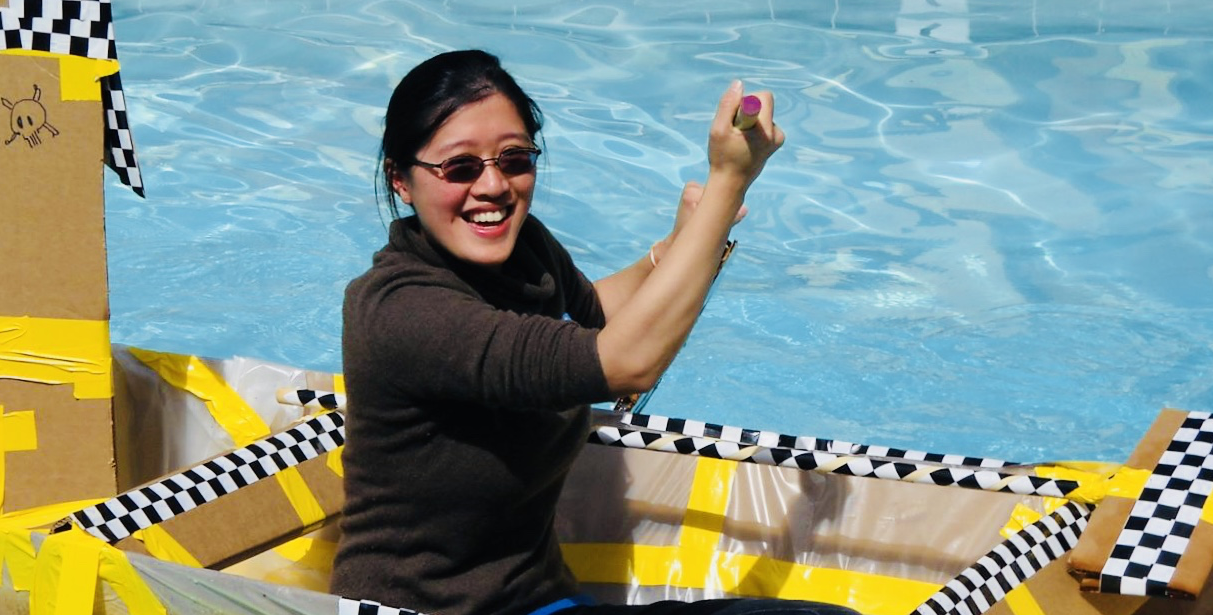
[378,49,544,219]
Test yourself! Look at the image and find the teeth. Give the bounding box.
[469,210,506,224]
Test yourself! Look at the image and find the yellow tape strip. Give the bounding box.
[32,527,98,615]
[0,408,38,513]
[0,526,37,592]
[133,525,202,568]
[275,467,326,527]
[129,348,270,447]
[1,409,37,453]
[676,456,737,584]
[1204,487,1213,525]
[0,49,120,101]
[680,457,734,549]
[1034,462,1149,506]
[562,455,932,613]
[32,526,166,615]
[333,374,346,394]
[129,349,327,525]
[0,316,112,399]
[327,446,344,478]
[1003,584,1047,615]
[561,543,938,615]
[272,536,338,571]
[0,496,106,594]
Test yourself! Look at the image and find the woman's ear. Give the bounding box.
[386,160,413,204]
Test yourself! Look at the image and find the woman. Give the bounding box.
[332,50,856,615]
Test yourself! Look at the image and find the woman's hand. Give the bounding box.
[707,81,785,192]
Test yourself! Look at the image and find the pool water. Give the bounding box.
[104,0,1213,463]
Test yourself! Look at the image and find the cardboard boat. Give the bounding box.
[3,3,1211,614]
[1,346,1211,615]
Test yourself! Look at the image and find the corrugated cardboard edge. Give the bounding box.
[1068,409,1212,598]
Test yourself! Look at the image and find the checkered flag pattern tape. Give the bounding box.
[1,0,144,195]
[1099,410,1213,596]
[66,411,344,544]
[590,426,1079,499]
[278,388,347,412]
[102,69,143,194]
[913,502,1091,615]
[622,413,1018,468]
[337,598,423,615]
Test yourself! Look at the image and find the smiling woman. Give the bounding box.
[328,49,855,615]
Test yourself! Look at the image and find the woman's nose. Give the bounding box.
[470,161,509,197]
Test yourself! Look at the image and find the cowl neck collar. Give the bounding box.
[387,216,556,307]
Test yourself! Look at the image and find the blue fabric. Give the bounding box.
[529,594,597,615]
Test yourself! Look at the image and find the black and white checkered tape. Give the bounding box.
[67,412,344,544]
[1099,410,1213,596]
[1,0,143,195]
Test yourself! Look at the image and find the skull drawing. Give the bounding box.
[3,85,59,148]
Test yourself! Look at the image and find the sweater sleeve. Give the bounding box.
[352,279,611,411]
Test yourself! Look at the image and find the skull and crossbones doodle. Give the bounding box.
[3,84,60,148]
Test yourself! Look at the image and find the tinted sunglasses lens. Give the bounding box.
[440,157,485,182]
[498,150,539,175]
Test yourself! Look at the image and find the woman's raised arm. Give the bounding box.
[595,81,784,395]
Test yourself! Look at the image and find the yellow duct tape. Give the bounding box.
[0,316,112,399]
[0,525,37,592]
[0,410,37,453]
[1003,584,1047,615]
[562,454,936,614]
[129,349,329,526]
[31,527,98,615]
[0,49,120,101]
[561,542,938,615]
[275,467,326,527]
[129,348,270,446]
[681,457,735,548]
[327,447,344,478]
[1035,462,1148,505]
[32,526,165,615]
[272,536,337,571]
[0,408,38,513]
[0,500,104,593]
[133,525,202,569]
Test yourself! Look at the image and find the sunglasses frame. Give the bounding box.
[413,147,542,183]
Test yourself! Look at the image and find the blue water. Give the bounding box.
[104,0,1213,463]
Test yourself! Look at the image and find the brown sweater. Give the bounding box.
[331,215,612,615]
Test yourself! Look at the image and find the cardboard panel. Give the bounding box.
[1,380,115,511]
[1,53,116,512]
[0,54,108,319]
[112,453,345,570]
[1069,410,1213,599]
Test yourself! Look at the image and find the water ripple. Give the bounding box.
[102,0,1213,462]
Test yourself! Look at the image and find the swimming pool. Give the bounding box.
[103,0,1213,463]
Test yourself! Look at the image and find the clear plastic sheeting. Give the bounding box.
[112,344,327,489]
[558,440,1046,613]
[0,533,343,615]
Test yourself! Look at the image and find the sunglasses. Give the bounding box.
[413,147,542,183]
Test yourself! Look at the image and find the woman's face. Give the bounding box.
[393,92,536,268]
